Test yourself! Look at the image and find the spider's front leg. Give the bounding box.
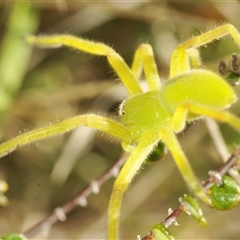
[108,131,159,240]
[24,34,143,96]
[0,115,130,158]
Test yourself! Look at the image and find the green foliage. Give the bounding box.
[146,141,166,163]
[225,72,240,85]
[1,233,27,240]
[0,2,39,130]
[151,224,175,240]
[209,175,240,210]
[182,195,207,227]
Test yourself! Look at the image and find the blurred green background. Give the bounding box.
[0,1,240,239]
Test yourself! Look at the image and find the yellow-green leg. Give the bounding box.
[108,131,159,240]
[168,101,240,205]
[131,43,161,91]
[24,34,143,96]
[0,114,131,158]
[172,102,240,133]
[160,127,213,206]
[170,23,240,77]
[187,48,202,69]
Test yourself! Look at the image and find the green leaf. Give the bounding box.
[181,195,207,227]
[152,224,175,240]
[146,142,167,163]
[225,72,240,86]
[209,175,240,210]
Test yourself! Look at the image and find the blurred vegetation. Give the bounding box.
[0,1,240,239]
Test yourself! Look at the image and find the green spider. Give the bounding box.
[1,23,240,239]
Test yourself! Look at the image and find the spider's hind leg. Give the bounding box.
[169,101,240,206]
[160,127,213,207]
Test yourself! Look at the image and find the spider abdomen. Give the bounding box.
[161,69,237,115]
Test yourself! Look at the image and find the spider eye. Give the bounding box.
[118,100,125,115]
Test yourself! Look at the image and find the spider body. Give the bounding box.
[122,69,236,138]
[1,24,240,239]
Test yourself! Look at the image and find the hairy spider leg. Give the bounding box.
[159,127,213,206]
[24,35,143,96]
[186,48,202,69]
[131,43,161,91]
[173,102,240,133]
[0,115,131,158]
[108,131,159,239]
[170,23,240,77]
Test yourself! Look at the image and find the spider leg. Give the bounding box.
[172,102,240,133]
[108,131,159,240]
[187,48,202,69]
[170,23,240,77]
[24,35,143,96]
[131,44,161,91]
[0,114,131,158]
[160,127,213,206]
